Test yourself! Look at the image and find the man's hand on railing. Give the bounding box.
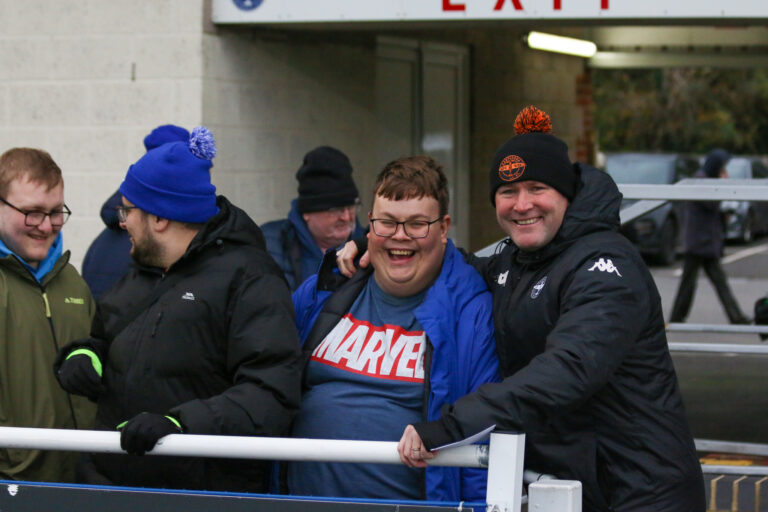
[397,425,435,468]
[55,350,105,400]
[118,413,183,455]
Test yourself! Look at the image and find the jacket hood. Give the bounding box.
[100,190,123,229]
[515,163,622,264]
[185,196,266,257]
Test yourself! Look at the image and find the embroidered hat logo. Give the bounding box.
[498,154,526,181]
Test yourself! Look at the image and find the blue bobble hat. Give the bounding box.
[143,124,190,151]
[120,126,219,223]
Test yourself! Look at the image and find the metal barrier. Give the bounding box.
[0,427,582,512]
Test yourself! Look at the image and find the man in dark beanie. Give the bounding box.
[391,106,704,511]
[670,148,749,324]
[262,146,365,290]
[55,126,302,493]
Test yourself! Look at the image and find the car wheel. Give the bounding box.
[656,219,677,266]
[741,213,754,243]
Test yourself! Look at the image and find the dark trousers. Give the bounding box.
[670,254,748,323]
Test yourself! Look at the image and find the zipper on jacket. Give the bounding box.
[40,284,80,429]
[41,291,52,318]
[419,337,434,500]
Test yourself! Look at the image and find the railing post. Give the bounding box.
[528,480,582,512]
[485,432,525,512]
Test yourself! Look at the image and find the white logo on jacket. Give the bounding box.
[588,258,622,277]
[497,271,509,286]
[182,292,196,301]
[531,276,547,299]
[311,314,425,382]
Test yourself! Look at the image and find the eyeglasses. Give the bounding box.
[0,196,71,227]
[369,216,443,239]
[326,201,362,216]
[115,205,138,223]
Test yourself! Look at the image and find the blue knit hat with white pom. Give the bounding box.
[120,126,219,223]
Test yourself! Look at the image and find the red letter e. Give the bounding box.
[443,0,466,11]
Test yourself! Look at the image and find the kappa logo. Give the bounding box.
[181,292,196,301]
[497,270,509,286]
[588,258,622,277]
[498,155,526,181]
[311,314,425,383]
[531,276,547,299]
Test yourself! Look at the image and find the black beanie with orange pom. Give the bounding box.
[489,105,576,205]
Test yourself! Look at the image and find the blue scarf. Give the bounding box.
[0,232,64,283]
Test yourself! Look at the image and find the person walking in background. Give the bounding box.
[81,124,189,300]
[262,146,366,290]
[0,147,96,482]
[669,148,750,324]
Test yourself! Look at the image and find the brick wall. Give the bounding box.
[0,0,205,269]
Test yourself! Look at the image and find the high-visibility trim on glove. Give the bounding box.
[66,348,102,377]
[164,415,182,431]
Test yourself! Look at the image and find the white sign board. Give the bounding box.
[213,0,768,24]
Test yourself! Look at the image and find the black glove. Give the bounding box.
[119,413,182,455]
[56,351,105,400]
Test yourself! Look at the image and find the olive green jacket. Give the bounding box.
[0,251,96,483]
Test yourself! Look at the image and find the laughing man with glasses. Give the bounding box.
[287,155,499,502]
[0,147,95,484]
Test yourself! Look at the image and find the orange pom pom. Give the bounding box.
[514,105,552,135]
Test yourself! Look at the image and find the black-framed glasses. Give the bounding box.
[0,196,71,227]
[369,216,443,239]
[115,205,138,223]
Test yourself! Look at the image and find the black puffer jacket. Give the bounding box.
[58,196,302,492]
[416,165,704,512]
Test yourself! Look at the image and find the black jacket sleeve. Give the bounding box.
[417,245,654,448]
[169,272,302,436]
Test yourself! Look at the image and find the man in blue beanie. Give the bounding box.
[55,127,302,493]
[670,148,749,324]
[81,124,190,299]
[262,146,366,290]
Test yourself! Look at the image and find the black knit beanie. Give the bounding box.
[489,106,576,204]
[296,146,359,214]
[702,148,730,178]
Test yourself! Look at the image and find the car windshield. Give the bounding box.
[725,158,750,179]
[604,155,676,184]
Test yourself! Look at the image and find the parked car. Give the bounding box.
[720,156,768,243]
[602,153,699,265]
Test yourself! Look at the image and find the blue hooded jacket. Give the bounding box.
[292,240,500,502]
[262,199,365,290]
[81,190,133,299]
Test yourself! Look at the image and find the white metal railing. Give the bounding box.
[0,427,582,512]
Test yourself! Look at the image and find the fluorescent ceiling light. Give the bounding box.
[526,31,597,58]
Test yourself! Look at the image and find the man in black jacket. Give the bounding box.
[55,127,302,493]
[394,107,705,511]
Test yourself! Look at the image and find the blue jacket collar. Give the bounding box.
[0,231,64,283]
[287,199,324,258]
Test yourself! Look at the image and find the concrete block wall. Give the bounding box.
[201,28,379,227]
[0,0,206,269]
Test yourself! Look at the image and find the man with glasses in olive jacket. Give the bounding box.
[0,147,96,483]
